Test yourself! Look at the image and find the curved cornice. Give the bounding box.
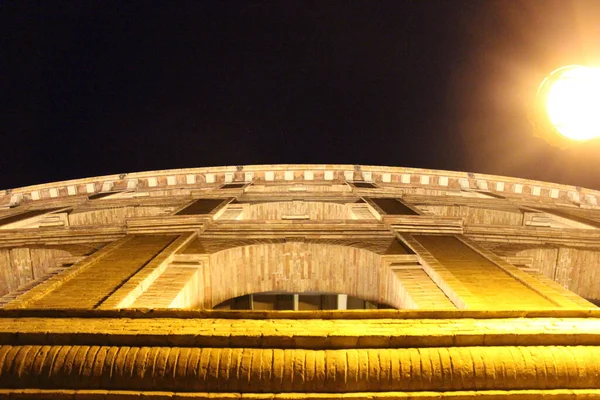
[1,164,599,208]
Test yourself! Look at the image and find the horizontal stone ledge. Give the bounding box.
[2,317,600,348]
[3,331,600,349]
[1,308,599,320]
[2,389,600,399]
[1,345,600,393]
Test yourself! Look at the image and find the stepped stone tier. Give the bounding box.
[0,164,600,399]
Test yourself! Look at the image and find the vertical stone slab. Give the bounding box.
[11,235,179,309]
[411,234,577,310]
[99,233,197,309]
[0,250,15,297]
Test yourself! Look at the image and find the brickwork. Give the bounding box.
[99,233,196,309]
[132,264,201,308]
[12,235,177,309]
[457,236,592,309]
[3,239,131,309]
[167,265,203,308]
[413,235,557,309]
[244,201,351,220]
[2,315,600,348]
[1,344,600,392]
[0,247,76,297]
[2,389,600,399]
[420,205,525,226]
[5,164,598,207]
[523,269,597,308]
[392,268,456,309]
[180,236,407,256]
[517,246,600,303]
[201,242,395,308]
[1,164,599,398]
[383,265,417,309]
[399,234,471,309]
[68,205,174,226]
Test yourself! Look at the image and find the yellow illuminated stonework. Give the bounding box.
[0,164,600,399]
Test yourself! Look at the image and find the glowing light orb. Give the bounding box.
[542,65,600,141]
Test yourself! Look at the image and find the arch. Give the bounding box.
[213,291,395,310]
[195,242,403,309]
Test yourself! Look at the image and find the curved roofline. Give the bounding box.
[1,164,599,207]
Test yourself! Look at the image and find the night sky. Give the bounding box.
[3,1,600,190]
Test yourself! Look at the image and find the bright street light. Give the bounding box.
[536,65,600,143]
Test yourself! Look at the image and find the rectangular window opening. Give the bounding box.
[176,199,228,215]
[221,183,247,189]
[352,182,377,189]
[369,198,419,215]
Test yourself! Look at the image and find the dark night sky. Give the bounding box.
[3,1,600,190]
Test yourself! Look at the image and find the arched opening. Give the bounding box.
[189,242,405,309]
[213,291,395,310]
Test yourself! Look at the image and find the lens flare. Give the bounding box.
[543,65,600,141]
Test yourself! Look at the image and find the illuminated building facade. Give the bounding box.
[0,164,599,399]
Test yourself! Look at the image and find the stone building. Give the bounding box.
[0,164,599,399]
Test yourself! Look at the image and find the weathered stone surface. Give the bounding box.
[3,164,600,304]
[1,345,600,392]
[2,308,600,319]
[1,316,600,348]
[2,388,600,399]
[1,164,600,398]
[5,236,178,309]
